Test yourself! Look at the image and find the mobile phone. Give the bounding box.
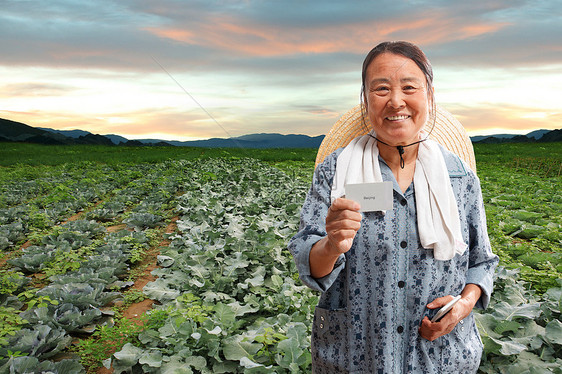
[430,295,461,323]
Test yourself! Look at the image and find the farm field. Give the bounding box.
[0,142,560,373]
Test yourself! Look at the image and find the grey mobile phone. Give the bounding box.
[431,295,461,323]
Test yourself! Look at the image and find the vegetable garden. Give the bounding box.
[0,142,560,373]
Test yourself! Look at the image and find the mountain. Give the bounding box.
[0,118,114,146]
[470,129,561,144]
[37,128,91,139]
[537,129,562,142]
[36,125,324,148]
[470,133,520,142]
[171,133,325,148]
[2,117,560,148]
[104,134,130,144]
[1,118,72,145]
[527,129,551,140]
[1,118,326,148]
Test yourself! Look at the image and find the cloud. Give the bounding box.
[142,5,511,61]
[0,0,560,140]
[446,103,561,134]
[0,81,79,97]
[2,0,558,73]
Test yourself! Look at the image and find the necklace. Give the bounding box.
[367,134,427,169]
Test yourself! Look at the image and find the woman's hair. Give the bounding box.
[360,41,435,116]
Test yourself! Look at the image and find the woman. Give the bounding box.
[288,41,498,373]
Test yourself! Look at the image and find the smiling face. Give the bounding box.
[363,52,431,146]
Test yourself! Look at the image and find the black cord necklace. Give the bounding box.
[368,134,427,169]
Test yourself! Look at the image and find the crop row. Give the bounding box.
[0,160,195,372]
[0,163,169,252]
[108,158,317,372]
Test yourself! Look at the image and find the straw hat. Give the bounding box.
[315,104,476,172]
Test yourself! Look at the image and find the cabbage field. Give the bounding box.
[0,143,560,373]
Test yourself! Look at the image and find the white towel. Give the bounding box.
[331,132,467,261]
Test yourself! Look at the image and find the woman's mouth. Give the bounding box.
[386,115,410,121]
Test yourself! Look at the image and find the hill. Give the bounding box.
[0,118,73,145]
[470,129,561,143]
[0,118,325,148]
[168,133,325,148]
[1,117,560,148]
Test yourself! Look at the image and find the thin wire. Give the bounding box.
[151,55,247,151]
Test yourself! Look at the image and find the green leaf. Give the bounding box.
[492,301,542,321]
[139,349,163,367]
[512,210,544,223]
[545,319,562,345]
[489,336,527,355]
[143,279,180,302]
[214,303,237,326]
[160,356,194,374]
[474,313,501,339]
[6,356,40,373]
[185,355,207,370]
[276,337,303,367]
[239,356,264,368]
[228,301,259,317]
[494,320,521,335]
[113,342,143,366]
[222,335,261,361]
[507,351,561,374]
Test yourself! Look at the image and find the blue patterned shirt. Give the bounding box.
[288,146,498,373]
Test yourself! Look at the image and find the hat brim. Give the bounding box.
[315,104,476,172]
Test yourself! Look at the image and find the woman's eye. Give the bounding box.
[403,85,417,91]
[374,86,389,93]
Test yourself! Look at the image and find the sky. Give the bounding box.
[1,0,561,141]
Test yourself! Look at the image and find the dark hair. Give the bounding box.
[360,41,434,110]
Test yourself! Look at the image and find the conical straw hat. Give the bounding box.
[315,104,476,172]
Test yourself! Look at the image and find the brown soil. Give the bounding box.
[107,223,127,233]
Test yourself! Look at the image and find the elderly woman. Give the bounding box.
[288,41,498,373]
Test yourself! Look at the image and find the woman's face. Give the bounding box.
[364,52,431,146]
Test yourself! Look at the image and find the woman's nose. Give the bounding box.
[388,90,405,109]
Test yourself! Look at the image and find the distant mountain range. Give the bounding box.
[0,117,560,148]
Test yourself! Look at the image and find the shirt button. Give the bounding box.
[400,199,407,206]
[320,316,325,321]
[397,326,404,333]
[320,323,324,329]
[400,241,407,248]
[398,281,405,288]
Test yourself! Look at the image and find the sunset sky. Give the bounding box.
[1,0,561,141]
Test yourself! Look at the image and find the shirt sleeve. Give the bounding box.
[287,151,346,293]
[464,171,499,309]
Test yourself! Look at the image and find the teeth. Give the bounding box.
[387,115,409,121]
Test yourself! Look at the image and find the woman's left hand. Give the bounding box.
[418,284,482,341]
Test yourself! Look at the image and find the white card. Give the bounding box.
[345,182,393,212]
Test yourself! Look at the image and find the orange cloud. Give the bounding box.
[446,104,561,135]
[144,11,509,57]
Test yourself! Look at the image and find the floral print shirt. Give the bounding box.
[288,146,498,373]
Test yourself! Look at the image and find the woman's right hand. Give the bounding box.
[309,198,362,279]
[325,198,363,254]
